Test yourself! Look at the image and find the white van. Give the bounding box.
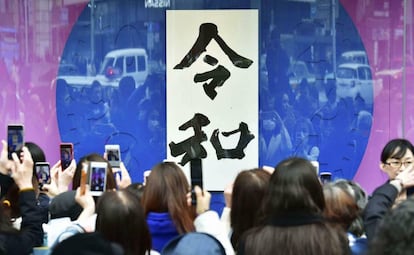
[335,63,373,105]
[96,48,148,87]
[58,48,148,88]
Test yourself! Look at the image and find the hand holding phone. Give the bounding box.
[7,124,24,160]
[80,162,88,195]
[35,162,51,191]
[60,143,74,170]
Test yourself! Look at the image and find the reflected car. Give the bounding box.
[335,63,373,105]
[288,60,316,88]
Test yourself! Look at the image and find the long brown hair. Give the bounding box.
[142,162,195,233]
[96,190,152,255]
[230,168,270,249]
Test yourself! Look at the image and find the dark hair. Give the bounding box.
[142,162,195,233]
[380,138,414,163]
[72,153,116,190]
[125,182,145,201]
[239,157,350,255]
[96,190,151,255]
[368,197,414,255]
[264,157,324,217]
[241,223,349,255]
[230,168,270,248]
[323,184,360,231]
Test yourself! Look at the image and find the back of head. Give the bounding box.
[265,157,324,217]
[51,232,124,255]
[96,190,152,255]
[323,183,360,231]
[161,232,225,255]
[142,161,194,233]
[368,197,414,255]
[231,168,270,248]
[333,179,367,236]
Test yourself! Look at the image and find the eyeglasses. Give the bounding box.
[385,161,414,169]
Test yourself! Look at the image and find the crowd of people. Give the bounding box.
[0,137,414,255]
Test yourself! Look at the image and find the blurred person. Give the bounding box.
[95,189,152,255]
[259,111,292,167]
[220,168,271,250]
[142,162,195,252]
[323,183,367,255]
[367,197,414,255]
[0,144,44,254]
[238,157,350,255]
[363,138,414,240]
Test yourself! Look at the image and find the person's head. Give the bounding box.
[239,158,350,255]
[368,197,414,255]
[72,153,116,190]
[264,157,324,217]
[161,232,226,255]
[230,168,270,248]
[380,138,414,180]
[333,179,367,237]
[96,190,151,255]
[126,182,145,201]
[51,232,124,255]
[142,161,194,233]
[323,183,360,232]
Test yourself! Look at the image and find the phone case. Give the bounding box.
[105,144,121,168]
[7,124,24,159]
[60,143,73,170]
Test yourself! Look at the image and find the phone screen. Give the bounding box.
[60,143,73,170]
[105,145,121,168]
[35,162,50,190]
[89,161,108,196]
[319,172,332,184]
[7,125,24,160]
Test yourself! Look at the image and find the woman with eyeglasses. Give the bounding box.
[363,138,414,241]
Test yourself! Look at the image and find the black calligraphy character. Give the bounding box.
[169,113,210,166]
[210,122,255,160]
[174,23,253,69]
[194,65,231,100]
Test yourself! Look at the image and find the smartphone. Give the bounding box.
[88,161,108,196]
[190,158,203,205]
[105,144,121,168]
[7,124,24,160]
[60,143,74,170]
[35,162,50,190]
[320,172,332,184]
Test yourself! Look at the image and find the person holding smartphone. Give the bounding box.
[0,143,44,254]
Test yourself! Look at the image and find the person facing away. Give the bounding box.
[238,157,350,255]
[221,168,271,250]
[141,162,195,252]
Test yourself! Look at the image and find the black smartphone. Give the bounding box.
[88,161,108,196]
[60,143,74,170]
[35,162,51,190]
[7,124,24,160]
[105,144,121,168]
[190,158,203,205]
